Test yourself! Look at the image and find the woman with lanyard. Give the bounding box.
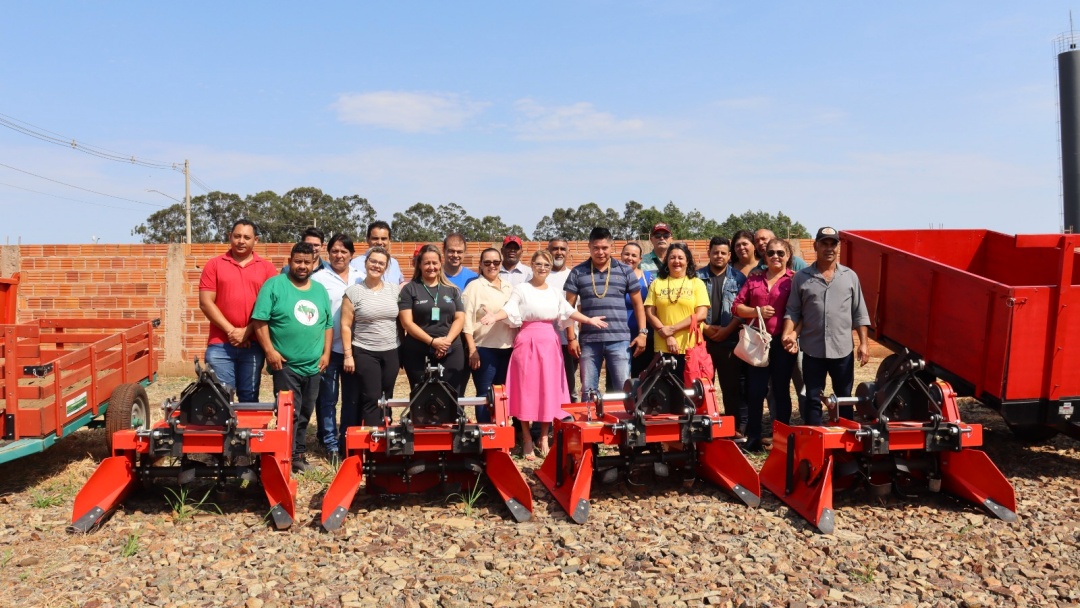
[643,243,710,380]
[482,250,608,458]
[398,244,467,395]
[340,246,400,439]
[733,238,797,452]
[462,247,515,423]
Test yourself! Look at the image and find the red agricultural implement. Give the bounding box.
[321,365,532,531]
[843,229,1080,440]
[761,350,1016,533]
[1,307,158,465]
[537,355,760,524]
[71,363,297,532]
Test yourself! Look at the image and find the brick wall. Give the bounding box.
[0,239,820,375]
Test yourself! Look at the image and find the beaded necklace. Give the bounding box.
[666,275,689,304]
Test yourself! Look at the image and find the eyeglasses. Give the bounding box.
[481,260,501,267]
[653,233,671,239]
[367,260,387,268]
[766,250,787,258]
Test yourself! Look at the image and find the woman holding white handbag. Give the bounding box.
[732,238,797,452]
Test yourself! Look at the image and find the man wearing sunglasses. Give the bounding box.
[782,227,871,424]
[638,223,672,280]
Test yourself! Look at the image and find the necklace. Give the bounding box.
[590,261,611,298]
[666,276,688,304]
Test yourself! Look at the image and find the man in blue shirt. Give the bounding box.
[698,236,747,433]
[443,232,478,292]
[565,227,647,400]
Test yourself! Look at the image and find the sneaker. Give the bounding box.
[291,457,311,474]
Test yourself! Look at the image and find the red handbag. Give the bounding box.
[683,325,714,385]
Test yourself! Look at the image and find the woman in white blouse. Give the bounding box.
[482,250,607,459]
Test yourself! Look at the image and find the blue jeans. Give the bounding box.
[579,340,630,400]
[204,342,264,403]
[316,351,344,453]
[802,353,856,423]
[472,347,512,423]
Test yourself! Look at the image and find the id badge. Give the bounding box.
[430,306,441,322]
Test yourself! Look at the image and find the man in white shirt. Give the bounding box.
[498,235,532,286]
[544,238,576,399]
[349,220,404,284]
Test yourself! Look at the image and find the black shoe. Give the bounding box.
[291,457,311,474]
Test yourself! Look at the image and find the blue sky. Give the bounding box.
[0,2,1073,243]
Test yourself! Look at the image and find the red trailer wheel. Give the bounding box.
[104,384,151,453]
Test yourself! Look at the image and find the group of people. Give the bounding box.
[198,217,870,471]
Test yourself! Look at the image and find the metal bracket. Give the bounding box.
[23,363,53,377]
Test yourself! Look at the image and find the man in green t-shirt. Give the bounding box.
[252,241,332,473]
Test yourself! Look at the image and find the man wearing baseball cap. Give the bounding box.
[638,223,672,279]
[499,235,532,286]
[781,227,871,424]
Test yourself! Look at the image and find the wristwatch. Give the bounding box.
[639,329,648,335]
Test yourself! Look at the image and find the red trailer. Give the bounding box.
[0,314,158,464]
[841,229,1080,440]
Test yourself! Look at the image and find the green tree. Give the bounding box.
[132,188,377,243]
[717,210,810,240]
[392,203,443,242]
[533,202,625,240]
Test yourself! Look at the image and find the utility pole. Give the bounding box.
[184,159,192,244]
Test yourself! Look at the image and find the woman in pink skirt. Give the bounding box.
[481,250,607,458]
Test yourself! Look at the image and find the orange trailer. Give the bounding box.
[0,315,158,464]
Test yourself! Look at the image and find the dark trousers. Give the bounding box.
[400,336,467,398]
[630,332,654,379]
[471,347,512,423]
[802,352,856,423]
[709,343,746,433]
[745,334,796,448]
[341,346,399,445]
[562,344,578,402]
[271,366,321,458]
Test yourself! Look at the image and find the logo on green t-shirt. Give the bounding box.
[294,300,320,326]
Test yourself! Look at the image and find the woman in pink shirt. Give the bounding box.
[733,238,797,451]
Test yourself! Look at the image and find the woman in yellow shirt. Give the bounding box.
[643,243,710,380]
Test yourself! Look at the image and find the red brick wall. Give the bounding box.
[6,239,822,373]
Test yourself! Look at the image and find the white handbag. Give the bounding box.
[734,307,771,367]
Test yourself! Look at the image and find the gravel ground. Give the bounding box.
[0,358,1078,607]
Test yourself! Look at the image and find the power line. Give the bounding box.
[188,172,215,193]
[0,162,167,208]
[0,180,156,212]
[0,112,178,169]
[0,111,219,193]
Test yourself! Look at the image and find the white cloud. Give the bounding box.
[331,91,489,133]
[513,99,649,141]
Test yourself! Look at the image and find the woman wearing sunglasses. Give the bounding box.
[462,248,515,423]
[732,238,797,452]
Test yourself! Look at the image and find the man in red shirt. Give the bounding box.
[198,219,279,402]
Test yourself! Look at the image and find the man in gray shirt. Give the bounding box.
[782,227,871,423]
